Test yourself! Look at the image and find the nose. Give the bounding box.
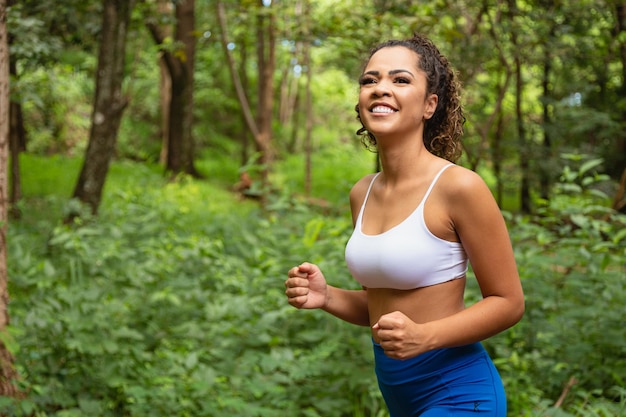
[372,79,392,97]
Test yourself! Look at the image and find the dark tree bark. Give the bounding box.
[507,0,531,213]
[611,3,626,180]
[0,0,20,396]
[8,35,24,218]
[147,0,199,177]
[158,56,171,166]
[237,36,251,167]
[8,100,22,219]
[484,2,512,208]
[288,86,301,153]
[71,0,135,216]
[156,0,172,167]
[540,21,556,201]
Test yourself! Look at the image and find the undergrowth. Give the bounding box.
[2,154,625,416]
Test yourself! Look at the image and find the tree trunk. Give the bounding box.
[8,100,21,219]
[157,0,172,167]
[507,0,531,213]
[288,86,301,153]
[255,2,276,192]
[540,23,556,201]
[612,3,626,180]
[168,0,197,176]
[0,0,19,396]
[147,0,198,176]
[71,0,135,216]
[303,0,312,196]
[216,0,277,203]
[159,56,171,166]
[515,45,531,213]
[8,36,24,218]
[494,110,504,207]
[279,39,301,126]
[484,4,512,208]
[215,1,259,141]
[238,37,251,167]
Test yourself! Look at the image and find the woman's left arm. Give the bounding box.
[373,168,524,359]
[430,169,525,346]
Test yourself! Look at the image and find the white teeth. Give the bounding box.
[372,106,395,113]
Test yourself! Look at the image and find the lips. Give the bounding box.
[370,104,397,114]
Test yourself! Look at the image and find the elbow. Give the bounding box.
[510,297,525,326]
[494,292,525,328]
[504,283,525,326]
[515,302,525,324]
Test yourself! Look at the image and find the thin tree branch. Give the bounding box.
[554,376,578,408]
[215,0,259,139]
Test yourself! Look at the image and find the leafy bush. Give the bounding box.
[492,156,626,416]
[3,154,625,416]
[6,165,383,416]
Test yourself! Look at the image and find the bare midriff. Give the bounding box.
[367,277,467,343]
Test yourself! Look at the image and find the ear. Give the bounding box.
[424,94,438,120]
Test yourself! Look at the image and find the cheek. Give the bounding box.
[357,94,368,115]
[358,90,367,105]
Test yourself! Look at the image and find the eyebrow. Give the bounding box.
[361,69,416,78]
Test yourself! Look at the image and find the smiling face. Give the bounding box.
[357,46,438,141]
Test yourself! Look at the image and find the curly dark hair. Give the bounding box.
[355,33,465,162]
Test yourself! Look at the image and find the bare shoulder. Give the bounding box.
[349,173,378,224]
[440,165,505,235]
[349,173,378,204]
[441,165,493,203]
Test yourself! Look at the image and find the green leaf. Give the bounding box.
[578,158,603,176]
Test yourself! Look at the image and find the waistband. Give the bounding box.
[373,340,487,384]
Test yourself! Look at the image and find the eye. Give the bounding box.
[359,76,376,86]
[394,77,411,84]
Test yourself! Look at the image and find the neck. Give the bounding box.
[377,134,433,178]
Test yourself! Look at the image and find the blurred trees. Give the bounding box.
[146,0,199,177]
[0,0,18,396]
[5,0,626,213]
[71,0,136,215]
[2,1,626,413]
[216,0,277,196]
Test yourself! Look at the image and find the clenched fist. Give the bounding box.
[372,311,432,360]
[285,262,328,309]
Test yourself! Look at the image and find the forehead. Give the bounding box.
[365,46,421,71]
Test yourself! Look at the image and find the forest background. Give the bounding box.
[0,0,625,416]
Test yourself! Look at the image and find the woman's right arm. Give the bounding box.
[284,175,374,326]
[323,285,370,326]
[285,262,370,326]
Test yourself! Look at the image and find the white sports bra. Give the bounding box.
[345,164,468,290]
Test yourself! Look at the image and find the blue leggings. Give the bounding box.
[373,341,506,416]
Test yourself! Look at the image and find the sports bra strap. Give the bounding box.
[360,164,453,213]
[420,164,454,206]
[358,172,381,218]
[345,162,466,290]
[364,172,381,200]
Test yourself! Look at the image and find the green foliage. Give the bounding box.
[116,38,163,163]
[5,0,626,413]
[495,156,626,416]
[194,134,243,189]
[273,141,374,207]
[7,5,62,64]
[6,152,626,416]
[7,155,382,417]
[19,66,93,156]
